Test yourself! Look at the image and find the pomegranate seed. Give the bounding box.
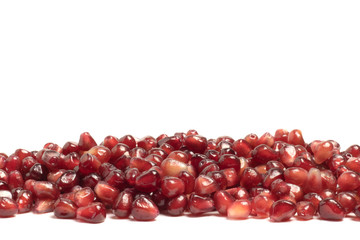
[16,190,33,213]
[166,194,187,216]
[188,193,214,214]
[137,136,157,151]
[252,144,279,164]
[167,151,189,163]
[240,167,261,189]
[86,146,111,163]
[161,159,194,177]
[129,147,148,158]
[78,132,97,151]
[74,187,95,207]
[184,135,207,154]
[270,200,296,222]
[296,201,316,220]
[125,168,140,186]
[288,130,305,147]
[221,168,239,187]
[79,153,101,176]
[244,133,258,148]
[54,198,77,219]
[266,161,285,171]
[318,198,345,221]
[346,145,360,157]
[303,192,323,210]
[305,168,322,193]
[279,144,297,167]
[274,129,289,143]
[5,155,21,172]
[213,190,235,215]
[104,169,126,190]
[284,167,308,186]
[102,136,119,151]
[257,132,275,148]
[33,198,56,213]
[0,169,8,182]
[226,187,249,200]
[27,163,49,181]
[129,157,155,172]
[336,192,357,214]
[81,173,101,189]
[62,142,80,155]
[135,170,161,193]
[314,141,335,164]
[119,135,137,149]
[227,199,251,219]
[252,194,275,218]
[337,171,360,192]
[218,154,241,172]
[20,156,36,175]
[56,170,79,192]
[263,168,283,188]
[113,189,134,218]
[178,171,195,194]
[194,175,219,195]
[94,181,119,206]
[8,170,24,189]
[76,202,106,223]
[33,181,60,199]
[0,197,18,217]
[160,176,185,198]
[131,195,159,221]
[145,154,163,166]
[270,179,291,197]
[319,189,335,199]
[206,171,227,190]
[345,157,360,173]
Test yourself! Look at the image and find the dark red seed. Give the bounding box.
[81,173,101,189]
[336,192,357,214]
[337,171,360,192]
[62,141,80,155]
[131,196,159,221]
[188,193,214,214]
[94,181,119,206]
[5,155,21,172]
[270,200,296,222]
[74,187,95,207]
[288,130,305,147]
[104,169,126,190]
[8,170,24,189]
[135,170,160,193]
[113,189,134,218]
[56,170,79,192]
[274,129,289,143]
[78,153,101,176]
[318,198,345,221]
[213,190,235,215]
[206,171,227,190]
[252,144,279,164]
[16,190,33,213]
[160,176,185,198]
[33,181,60,199]
[54,198,77,219]
[166,194,187,216]
[101,136,119,151]
[227,199,251,219]
[240,167,262,189]
[76,202,106,223]
[218,154,241,172]
[194,175,219,195]
[78,132,97,151]
[178,171,195,194]
[296,201,315,220]
[0,197,18,217]
[137,136,157,151]
[33,198,56,214]
[118,135,137,149]
[184,135,207,154]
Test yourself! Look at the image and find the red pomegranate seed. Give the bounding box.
[303,192,323,210]
[135,170,161,193]
[227,199,251,219]
[270,200,296,222]
[305,168,322,193]
[166,194,187,216]
[313,141,335,164]
[47,169,66,183]
[145,154,163,166]
[221,168,239,187]
[320,170,336,191]
[5,155,21,172]
[266,160,285,171]
[226,187,249,200]
[131,195,159,221]
[56,170,79,192]
[178,171,195,194]
[94,181,119,206]
[252,194,275,218]
[125,168,140,186]
[0,154,6,169]
[293,156,315,171]
[296,201,316,220]
[161,159,194,177]
[337,171,360,192]
[270,179,290,197]
[213,190,235,215]
[8,170,24,189]
[137,136,157,151]
[252,144,279,164]
[257,132,275,148]
[336,192,357,214]
[240,167,261,189]
[0,197,18,217]
[129,157,155,172]
[232,139,252,158]
[33,181,60,199]
[284,167,308,186]
[118,135,136,149]
[101,136,119,151]
[184,135,207,154]
[79,153,101,176]
[279,145,297,167]
[86,146,111,163]
[76,202,106,223]
[318,198,345,221]
[104,169,126,190]
[113,189,134,218]
[160,176,185,198]
[0,169,8,182]
[346,145,360,157]
[0,181,9,191]
[274,129,289,142]
[263,168,283,188]
[288,130,305,147]
[345,157,360,173]
[319,189,335,199]
[54,198,77,219]
[74,187,95,207]
[129,147,148,158]
[33,198,56,213]
[81,173,101,189]
[188,193,214,214]
[194,175,219,195]
[78,132,97,151]
[206,171,227,190]
[218,154,241,172]
[244,133,258,148]
[16,190,33,213]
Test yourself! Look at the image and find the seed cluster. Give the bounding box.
[1,129,360,223]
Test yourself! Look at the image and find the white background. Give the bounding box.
[1,0,360,239]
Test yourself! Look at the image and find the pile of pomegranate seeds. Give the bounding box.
[1,129,360,223]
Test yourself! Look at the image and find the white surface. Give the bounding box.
[1,0,360,239]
